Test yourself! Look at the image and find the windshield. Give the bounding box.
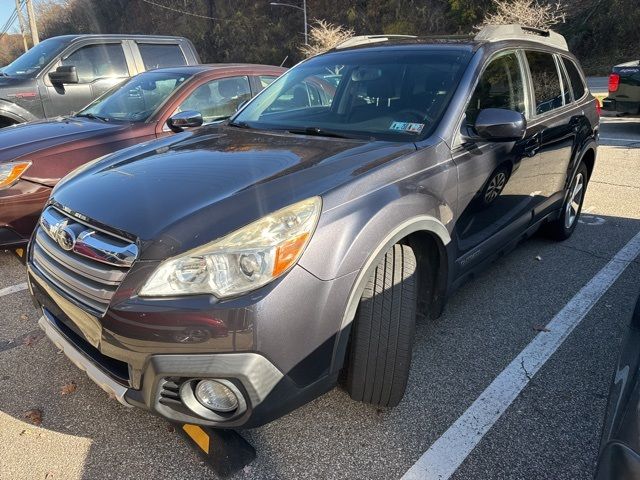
[77,71,193,122]
[232,47,472,141]
[3,37,68,77]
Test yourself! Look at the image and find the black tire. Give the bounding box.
[345,243,418,408]
[543,161,589,240]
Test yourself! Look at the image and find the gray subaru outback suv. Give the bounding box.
[28,25,598,429]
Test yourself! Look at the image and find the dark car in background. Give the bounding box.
[29,26,598,430]
[602,60,640,117]
[595,294,640,479]
[0,64,285,248]
[0,34,200,127]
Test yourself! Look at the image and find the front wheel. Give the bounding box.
[544,162,589,240]
[344,243,418,408]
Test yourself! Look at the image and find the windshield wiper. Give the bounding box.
[287,127,352,139]
[76,112,109,122]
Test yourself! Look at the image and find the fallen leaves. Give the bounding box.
[19,314,28,321]
[24,409,43,426]
[22,332,44,347]
[61,382,77,395]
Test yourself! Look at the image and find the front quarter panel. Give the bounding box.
[299,140,456,281]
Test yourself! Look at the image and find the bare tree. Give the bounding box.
[300,20,354,58]
[479,0,567,30]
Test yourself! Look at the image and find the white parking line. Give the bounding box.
[402,230,640,480]
[0,283,28,298]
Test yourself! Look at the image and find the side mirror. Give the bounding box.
[467,108,526,142]
[49,65,79,85]
[167,110,203,132]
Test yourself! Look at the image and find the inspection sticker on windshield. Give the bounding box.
[389,121,424,134]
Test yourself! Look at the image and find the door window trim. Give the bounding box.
[522,48,584,124]
[43,40,130,87]
[558,55,589,104]
[452,47,531,149]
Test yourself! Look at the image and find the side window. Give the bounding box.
[465,52,526,126]
[562,58,586,100]
[61,44,128,83]
[138,44,187,70]
[259,76,277,89]
[557,57,572,104]
[177,76,251,123]
[267,76,335,112]
[525,51,563,115]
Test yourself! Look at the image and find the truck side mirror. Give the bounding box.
[49,66,79,85]
[167,110,203,132]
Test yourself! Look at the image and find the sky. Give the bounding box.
[0,0,54,35]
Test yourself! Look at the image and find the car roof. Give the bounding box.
[142,64,285,76]
[328,26,569,55]
[47,34,190,42]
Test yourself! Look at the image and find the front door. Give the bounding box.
[43,42,131,118]
[452,50,544,274]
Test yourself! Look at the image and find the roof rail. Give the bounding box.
[475,24,568,51]
[334,35,418,50]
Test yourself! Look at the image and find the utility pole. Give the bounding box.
[25,0,39,46]
[15,0,29,52]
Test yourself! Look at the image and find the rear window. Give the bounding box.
[562,58,586,100]
[525,51,563,115]
[138,43,187,70]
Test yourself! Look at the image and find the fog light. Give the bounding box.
[195,380,239,412]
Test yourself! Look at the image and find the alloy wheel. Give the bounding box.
[565,172,585,229]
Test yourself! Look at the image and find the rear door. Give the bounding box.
[522,50,577,216]
[42,41,132,118]
[132,42,188,72]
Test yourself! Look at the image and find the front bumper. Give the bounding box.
[0,179,51,247]
[37,309,294,427]
[29,247,356,428]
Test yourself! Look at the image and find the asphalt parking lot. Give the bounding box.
[1,116,639,480]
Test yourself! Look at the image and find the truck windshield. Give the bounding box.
[231,46,473,141]
[2,37,68,77]
[76,71,193,122]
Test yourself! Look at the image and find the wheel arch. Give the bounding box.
[329,216,451,374]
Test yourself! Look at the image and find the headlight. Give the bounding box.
[139,197,322,298]
[0,161,31,189]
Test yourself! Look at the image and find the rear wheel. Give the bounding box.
[345,243,418,408]
[544,162,588,240]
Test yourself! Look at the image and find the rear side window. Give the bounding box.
[177,76,252,123]
[259,76,277,89]
[525,51,563,115]
[465,51,526,126]
[138,43,187,70]
[61,43,128,83]
[562,58,586,100]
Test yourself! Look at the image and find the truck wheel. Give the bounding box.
[345,243,417,408]
[544,162,589,240]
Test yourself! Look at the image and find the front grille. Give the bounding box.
[30,206,138,315]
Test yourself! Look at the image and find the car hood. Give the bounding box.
[51,125,416,259]
[0,75,31,89]
[0,117,129,163]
